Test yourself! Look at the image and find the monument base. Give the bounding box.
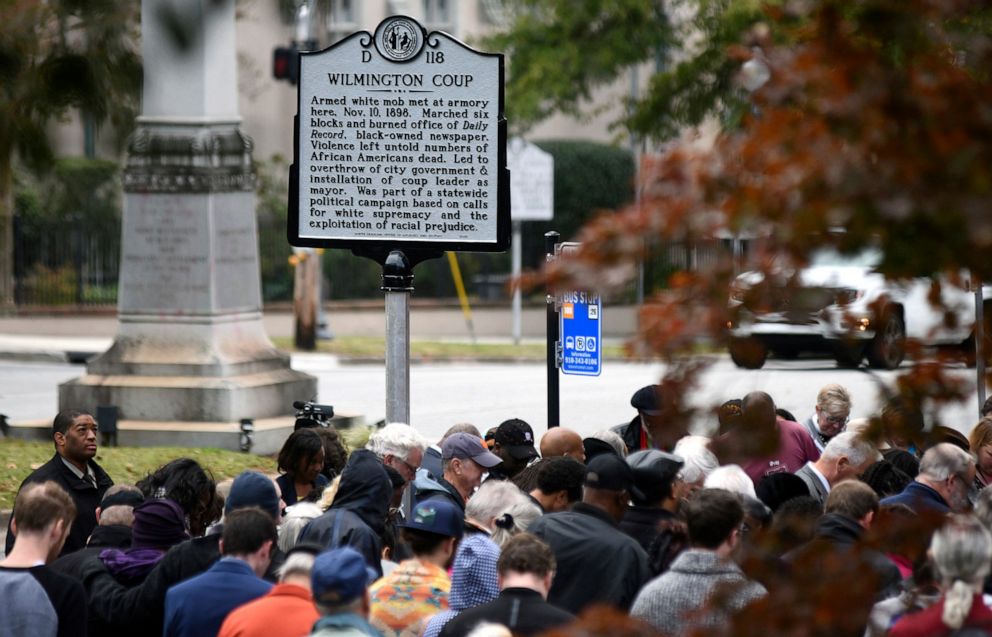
[6,413,364,455]
[59,365,317,423]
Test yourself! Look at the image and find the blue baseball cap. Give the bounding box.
[401,499,464,538]
[311,547,378,605]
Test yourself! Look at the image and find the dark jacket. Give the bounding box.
[49,524,132,582]
[528,502,651,613]
[276,472,330,507]
[5,453,113,556]
[299,449,392,577]
[412,472,465,511]
[612,416,644,454]
[620,506,677,553]
[620,506,687,575]
[439,588,574,637]
[880,481,951,515]
[80,528,285,637]
[784,512,902,601]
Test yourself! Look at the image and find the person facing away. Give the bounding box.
[218,543,322,637]
[5,410,114,557]
[527,452,651,613]
[369,499,464,637]
[538,427,586,463]
[0,481,87,637]
[49,484,144,581]
[889,515,992,637]
[439,533,575,637]
[422,533,501,637]
[299,449,394,578]
[162,507,277,637]
[308,547,383,637]
[630,488,767,637]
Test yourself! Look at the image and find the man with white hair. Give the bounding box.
[367,423,429,483]
[802,384,853,453]
[881,443,976,514]
[793,432,880,505]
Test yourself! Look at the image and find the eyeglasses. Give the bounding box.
[822,414,850,426]
[391,456,418,478]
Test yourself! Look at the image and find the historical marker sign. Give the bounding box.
[289,15,509,252]
[508,138,553,221]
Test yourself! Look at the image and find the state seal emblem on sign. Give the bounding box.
[375,16,423,62]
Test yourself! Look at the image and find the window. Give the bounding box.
[326,0,358,44]
[422,0,456,35]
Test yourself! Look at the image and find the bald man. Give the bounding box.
[540,428,586,463]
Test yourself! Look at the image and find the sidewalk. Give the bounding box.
[0,304,639,362]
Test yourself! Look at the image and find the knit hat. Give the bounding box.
[131,498,189,550]
[225,471,280,519]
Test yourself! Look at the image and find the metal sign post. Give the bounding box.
[288,15,509,425]
[546,231,560,428]
[509,139,554,344]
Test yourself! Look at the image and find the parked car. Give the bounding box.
[727,247,990,369]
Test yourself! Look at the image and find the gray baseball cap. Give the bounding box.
[441,432,503,468]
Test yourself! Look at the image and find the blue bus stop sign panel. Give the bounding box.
[560,292,602,376]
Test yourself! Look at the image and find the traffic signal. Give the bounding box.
[273,46,299,84]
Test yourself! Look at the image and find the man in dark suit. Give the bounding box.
[794,431,879,506]
[5,410,114,556]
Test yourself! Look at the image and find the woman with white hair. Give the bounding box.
[673,435,719,506]
[888,515,992,636]
[465,481,541,545]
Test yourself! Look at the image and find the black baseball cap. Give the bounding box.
[494,419,538,461]
[584,453,644,500]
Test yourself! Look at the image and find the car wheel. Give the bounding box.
[729,337,768,369]
[867,310,906,369]
[832,342,864,368]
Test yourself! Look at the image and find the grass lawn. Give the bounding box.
[0,439,277,510]
[271,335,627,360]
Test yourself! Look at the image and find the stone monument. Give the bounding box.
[59,0,317,434]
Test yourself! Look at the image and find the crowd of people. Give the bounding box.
[5,381,992,637]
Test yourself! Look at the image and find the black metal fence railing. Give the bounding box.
[13,213,121,307]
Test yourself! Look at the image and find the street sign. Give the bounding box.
[560,291,602,376]
[508,138,553,221]
[289,15,510,252]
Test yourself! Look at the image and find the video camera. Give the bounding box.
[293,400,334,430]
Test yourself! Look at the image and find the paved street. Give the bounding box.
[0,353,984,444]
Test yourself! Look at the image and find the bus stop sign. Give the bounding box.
[560,291,602,376]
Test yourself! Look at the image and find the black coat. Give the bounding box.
[528,503,651,613]
[612,416,645,454]
[619,506,677,553]
[298,449,392,577]
[439,588,575,637]
[49,524,132,582]
[5,453,113,556]
[783,512,902,601]
[79,527,285,637]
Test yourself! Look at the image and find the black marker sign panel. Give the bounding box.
[289,16,509,252]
